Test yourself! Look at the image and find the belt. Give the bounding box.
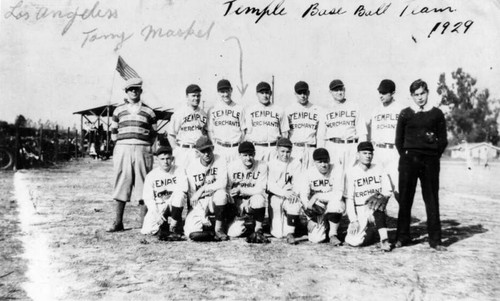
[375,143,395,149]
[216,140,239,148]
[328,138,359,144]
[293,142,316,147]
[253,141,277,147]
[179,143,195,148]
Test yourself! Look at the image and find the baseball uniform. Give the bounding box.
[245,102,289,162]
[226,158,268,236]
[141,165,188,235]
[369,100,404,195]
[267,156,302,238]
[287,102,321,170]
[184,154,229,238]
[299,163,345,243]
[343,163,392,247]
[167,105,207,168]
[318,100,367,172]
[207,101,246,163]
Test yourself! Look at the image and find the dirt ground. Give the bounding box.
[1,158,499,300]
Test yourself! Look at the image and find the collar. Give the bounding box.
[410,101,433,112]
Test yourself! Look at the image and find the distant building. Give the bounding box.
[448,142,500,161]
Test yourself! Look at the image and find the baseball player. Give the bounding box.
[267,137,302,244]
[368,79,403,201]
[343,142,392,251]
[317,79,367,173]
[245,82,289,162]
[108,77,157,232]
[286,81,321,171]
[167,84,208,168]
[226,141,269,243]
[299,148,345,245]
[141,146,188,241]
[183,136,230,241]
[207,79,246,163]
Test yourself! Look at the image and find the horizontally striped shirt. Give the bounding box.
[111,101,157,145]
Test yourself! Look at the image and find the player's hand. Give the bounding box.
[230,187,240,197]
[307,198,316,210]
[283,190,297,199]
[156,213,167,225]
[348,221,360,235]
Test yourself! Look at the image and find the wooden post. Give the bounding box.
[80,115,84,158]
[14,123,19,171]
[67,127,70,155]
[54,125,59,162]
[39,125,43,162]
[75,130,78,158]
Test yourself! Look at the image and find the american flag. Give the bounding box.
[115,56,140,80]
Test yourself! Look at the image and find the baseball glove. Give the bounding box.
[365,192,388,211]
[304,201,326,218]
[246,230,270,244]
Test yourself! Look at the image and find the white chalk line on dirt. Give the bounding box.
[14,171,67,301]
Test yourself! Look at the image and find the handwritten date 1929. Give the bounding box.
[428,20,473,38]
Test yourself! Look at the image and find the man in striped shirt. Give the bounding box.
[108,77,158,232]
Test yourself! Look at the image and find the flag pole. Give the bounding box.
[271,75,275,104]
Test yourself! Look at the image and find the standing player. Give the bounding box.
[318,79,367,172]
[395,79,448,251]
[227,141,269,243]
[167,84,207,168]
[368,79,404,200]
[299,148,345,245]
[287,81,321,170]
[245,82,289,162]
[141,146,188,241]
[184,137,230,241]
[267,138,302,244]
[207,79,246,163]
[108,77,157,232]
[343,142,392,251]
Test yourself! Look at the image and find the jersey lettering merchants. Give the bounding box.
[344,163,391,206]
[168,106,208,144]
[185,155,228,197]
[227,160,268,193]
[207,102,246,143]
[287,102,320,144]
[245,103,289,143]
[143,165,188,205]
[370,101,404,144]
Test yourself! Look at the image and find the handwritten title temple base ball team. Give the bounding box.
[107,74,448,252]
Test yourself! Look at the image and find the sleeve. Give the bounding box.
[240,162,267,196]
[110,109,119,142]
[436,109,448,156]
[299,172,311,206]
[206,161,228,192]
[167,110,181,137]
[239,106,247,133]
[343,170,357,221]
[176,168,189,194]
[150,110,158,141]
[395,108,407,156]
[355,107,368,141]
[316,113,327,148]
[267,161,286,197]
[142,172,156,210]
[381,172,392,198]
[279,108,290,136]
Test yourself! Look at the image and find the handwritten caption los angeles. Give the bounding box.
[222,0,474,38]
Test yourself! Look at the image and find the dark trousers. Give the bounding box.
[397,151,442,247]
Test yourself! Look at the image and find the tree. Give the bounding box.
[437,68,500,145]
[14,115,27,127]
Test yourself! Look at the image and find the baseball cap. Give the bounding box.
[313,148,330,161]
[217,79,232,91]
[186,84,202,94]
[329,79,344,91]
[194,136,213,151]
[124,77,143,90]
[155,145,172,156]
[256,82,271,93]
[276,137,293,148]
[294,81,309,94]
[357,141,374,152]
[238,141,255,154]
[378,79,396,94]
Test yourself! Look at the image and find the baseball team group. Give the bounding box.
[106,75,448,252]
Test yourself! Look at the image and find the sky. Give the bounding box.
[1,0,499,129]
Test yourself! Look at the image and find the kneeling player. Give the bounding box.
[267,138,302,244]
[344,142,392,251]
[141,146,188,241]
[227,141,269,243]
[299,148,345,245]
[184,137,230,241]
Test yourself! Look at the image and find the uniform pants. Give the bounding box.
[291,145,315,171]
[214,144,240,164]
[324,141,357,173]
[141,191,186,235]
[374,146,399,193]
[173,147,196,169]
[269,195,302,238]
[254,145,275,162]
[397,152,442,247]
[112,144,153,202]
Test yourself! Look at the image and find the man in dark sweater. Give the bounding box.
[395,79,448,251]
